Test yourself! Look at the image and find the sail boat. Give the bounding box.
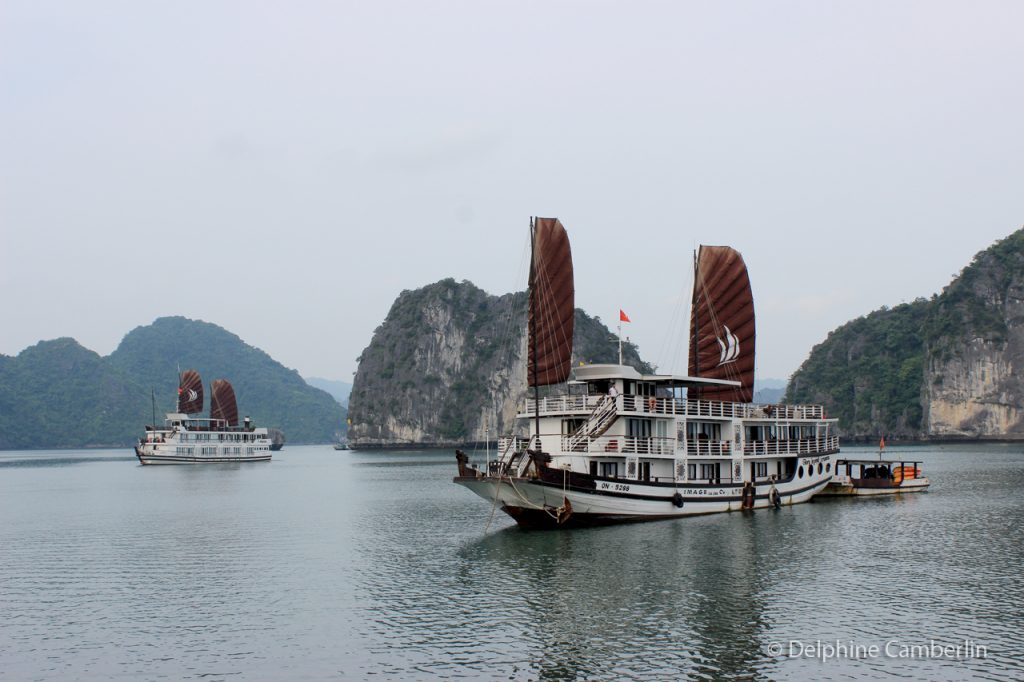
[453,220,840,528]
[134,371,273,464]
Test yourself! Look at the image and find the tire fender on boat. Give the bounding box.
[672,492,684,508]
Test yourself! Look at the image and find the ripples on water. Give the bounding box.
[1,445,1022,680]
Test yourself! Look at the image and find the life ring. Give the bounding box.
[672,492,684,508]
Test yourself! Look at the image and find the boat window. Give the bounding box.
[687,463,696,480]
[637,382,655,397]
[755,462,768,478]
[687,422,721,440]
[627,419,652,438]
[600,462,619,478]
[797,465,804,479]
[589,461,598,477]
[700,462,719,481]
[826,462,831,473]
[818,463,823,474]
[562,418,586,435]
[639,462,651,481]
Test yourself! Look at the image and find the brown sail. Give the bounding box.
[178,369,204,414]
[209,379,239,426]
[528,217,575,387]
[688,245,756,402]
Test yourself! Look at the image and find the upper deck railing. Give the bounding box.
[522,395,825,420]
[497,434,841,459]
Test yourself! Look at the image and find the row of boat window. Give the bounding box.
[179,433,261,442]
[175,446,266,455]
[796,462,830,478]
[747,425,822,440]
[564,418,827,444]
[586,459,834,483]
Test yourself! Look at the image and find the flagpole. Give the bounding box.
[618,320,623,365]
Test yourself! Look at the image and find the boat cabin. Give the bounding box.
[511,363,837,485]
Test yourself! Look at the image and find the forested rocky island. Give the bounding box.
[786,227,1024,440]
[347,279,651,447]
[0,317,345,449]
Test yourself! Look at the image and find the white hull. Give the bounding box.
[456,458,833,528]
[819,477,930,496]
[135,449,272,465]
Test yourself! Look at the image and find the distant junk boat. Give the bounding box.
[454,217,840,529]
[135,370,274,464]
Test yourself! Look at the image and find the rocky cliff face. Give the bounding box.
[348,279,652,447]
[923,230,1024,438]
[787,227,1024,440]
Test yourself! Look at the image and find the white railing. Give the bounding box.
[743,436,840,456]
[685,440,732,457]
[562,435,675,456]
[524,395,605,415]
[524,395,826,420]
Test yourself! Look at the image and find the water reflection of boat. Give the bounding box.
[820,458,930,496]
[454,217,839,528]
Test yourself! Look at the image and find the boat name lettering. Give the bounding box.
[597,482,631,492]
[693,488,727,496]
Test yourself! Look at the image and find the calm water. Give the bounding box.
[1,444,1022,681]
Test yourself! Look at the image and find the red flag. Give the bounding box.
[879,436,886,451]
[619,309,631,323]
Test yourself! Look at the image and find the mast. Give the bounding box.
[151,388,157,428]
[692,249,700,377]
[530,216,540,447]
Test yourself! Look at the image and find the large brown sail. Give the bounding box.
[178,369,204,414]
[688,245,755,402]
[209,379,239,427]
[528,217,575,387]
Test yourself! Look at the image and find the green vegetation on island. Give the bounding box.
[786,227,1024,439]
[0,317,346,449]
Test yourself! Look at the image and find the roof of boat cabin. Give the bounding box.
[571,364,741,388]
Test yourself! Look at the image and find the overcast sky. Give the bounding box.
[2,1,1022,383]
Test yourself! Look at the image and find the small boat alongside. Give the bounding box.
[454,218,840,528]
[820,458,930,496]
[135,370,273,465]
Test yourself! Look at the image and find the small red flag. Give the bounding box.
[879,436,886,450]
[619,309,631,323]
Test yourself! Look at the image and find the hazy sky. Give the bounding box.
[2,1,1022,383]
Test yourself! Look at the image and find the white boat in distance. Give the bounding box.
[135,370,272,465]
[454,217,840,528]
